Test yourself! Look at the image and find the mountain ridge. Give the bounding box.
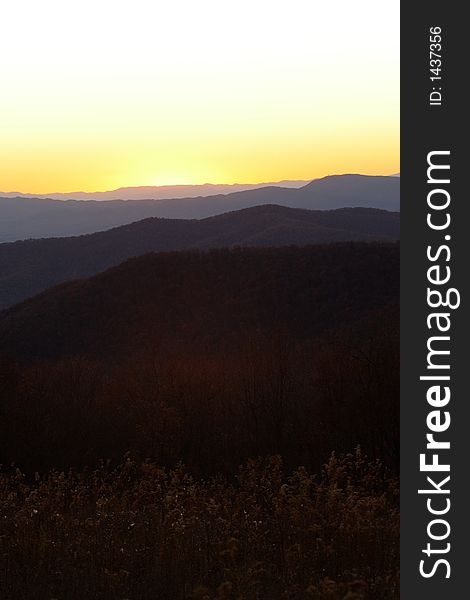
[0,175,400,243]
[0,204,399,311]
[0,180,308,201]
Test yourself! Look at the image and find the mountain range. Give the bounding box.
[0,180,308,201]
[0,204,399,310]
[0,175,400,242]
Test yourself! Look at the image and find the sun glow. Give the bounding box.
[0,0,399,193]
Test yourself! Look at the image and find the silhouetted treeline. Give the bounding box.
[0,308,398,475]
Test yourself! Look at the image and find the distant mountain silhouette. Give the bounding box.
[0,180,307,201]
[0,175,399,242]
[0,243,399,363]
[0,205,399,310]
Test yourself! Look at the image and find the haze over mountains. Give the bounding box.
[0,175,400,243]
[0,205,399,310]
[0,180,308,202]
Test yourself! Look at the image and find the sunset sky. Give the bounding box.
[0,0,399,193]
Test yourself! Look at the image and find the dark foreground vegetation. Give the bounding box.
[0,243,399,598]
[0,452,398,600]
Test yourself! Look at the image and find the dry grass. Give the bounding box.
[0,450,398,600]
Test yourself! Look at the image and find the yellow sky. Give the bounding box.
[0,0,399,193]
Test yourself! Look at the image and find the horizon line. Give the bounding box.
[0,172,400,197]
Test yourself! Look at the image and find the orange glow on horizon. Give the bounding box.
[0,0,399,194]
